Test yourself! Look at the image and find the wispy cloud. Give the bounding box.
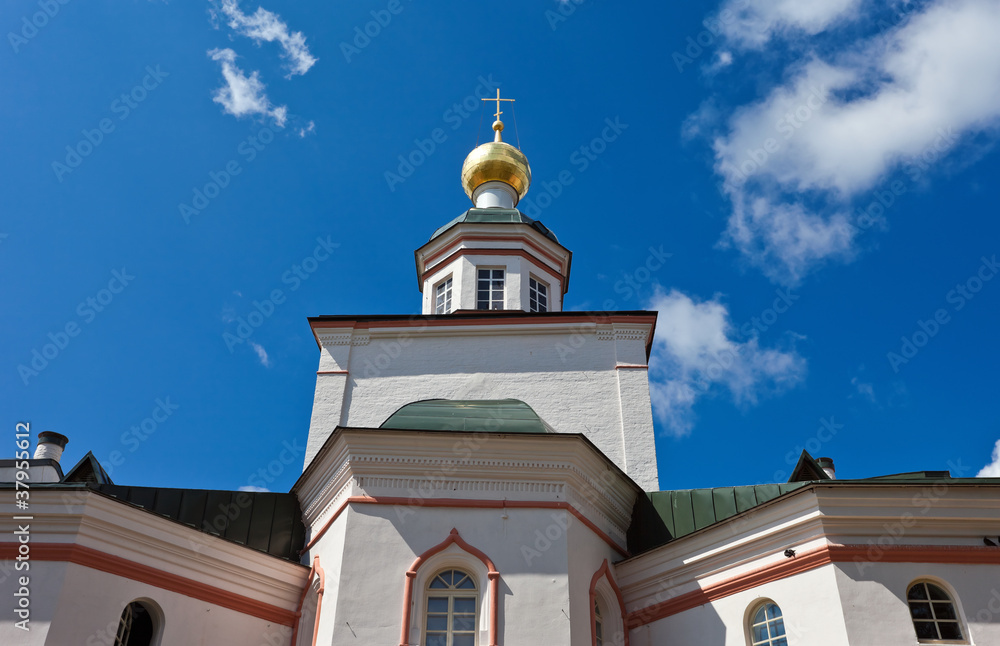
[208,48,287,126]
[647,288,806,435]
[717,0,864,50]
[218,0,317,77]
[695,0,1000,284]
[250,341,271,367]
[238,485,270,492]
[978,440,1000,477]
[850,375,876,403]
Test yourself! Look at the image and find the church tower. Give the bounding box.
[415,94,572,315]
[304,93,659,491]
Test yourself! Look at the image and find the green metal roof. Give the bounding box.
[430,208,560,243]
[647,483,809,541]
[380,399,555,434]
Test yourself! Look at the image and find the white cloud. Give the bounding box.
[718,0,864,50]
[708,0,1000,284]
[978,440,1000,477]
[238,485,270,492]
[647,288,806,435]
[218,0,317,77]
[850,376,876,403]
[250,341,271,367]
[208,48,287,126]
[298,120,315,138]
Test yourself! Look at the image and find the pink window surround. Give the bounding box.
[590,559,628,646]
[399,528,500,646]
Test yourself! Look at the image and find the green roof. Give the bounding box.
[380,399,555,434]
[647,483,809,541]
[430,208,560,243]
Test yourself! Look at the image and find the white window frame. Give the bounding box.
[528,275,549,313]
[423,569,479,646]
[747,600,788,646]
[476,268,505,311]
[435,276,454,314]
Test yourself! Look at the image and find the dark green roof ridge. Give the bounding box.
[430,208,559,243]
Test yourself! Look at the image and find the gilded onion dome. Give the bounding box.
[461,120,532,204]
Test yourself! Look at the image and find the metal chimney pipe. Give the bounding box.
[816,457,836,480]
[34,431,69,463]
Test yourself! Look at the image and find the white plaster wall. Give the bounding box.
[0,560,291,646]
[304,326,659,490]
[834,561,1000,645]
[633,564,849,646]
[566,513,629,646]
[326,504,584,646]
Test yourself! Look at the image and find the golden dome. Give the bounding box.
[461,121,531,203]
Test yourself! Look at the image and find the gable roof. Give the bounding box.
[788,450,832,483]
[62,451,113,484]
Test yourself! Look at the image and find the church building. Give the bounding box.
[3,96,1000,646]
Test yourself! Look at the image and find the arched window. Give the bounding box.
[425,569,478,646]
[594,598,604,646]
[907,581,964,642]
[749,601,787,646]
[114,601,157,646]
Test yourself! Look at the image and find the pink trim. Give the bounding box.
[421,248,566,294]
[291,556,327,646]
[316,370,348,375]
[590,559,629,646]
[399,529,500,646]
[302,496,628,558]
[614,365,648,370]
[0,542,301,625]
[422,234,568,274]
[627,543,1000,628]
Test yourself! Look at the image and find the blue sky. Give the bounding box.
[3,0,1000,493]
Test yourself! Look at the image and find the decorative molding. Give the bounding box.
[625,543,1000,628]
[352,332,370,346]
[357,476,565,495]
[590,559,629,646]
[317,333,352,347]
[0,542,300,626]
[613,327,648,342]
[399,529,500,646]
[596,327,615,341]
[299,496,629,559]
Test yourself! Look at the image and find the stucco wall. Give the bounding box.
[306,324,659,490]
[0,561,291,646]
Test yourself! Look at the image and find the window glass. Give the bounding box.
[749,602,787,646]
[435,277,453,314]
[425,569,478,646]
[907,581,964,642]
[529,277,548,313]
[477,269,504,310]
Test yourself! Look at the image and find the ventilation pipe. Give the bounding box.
[816,457,836,479]
[33,431,69,463]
